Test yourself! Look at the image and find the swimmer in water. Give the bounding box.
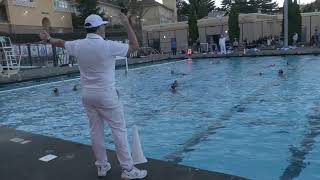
[170,80,178,92]
[278,69,284,76]
[72,84,79,91]
[53,88,59,96]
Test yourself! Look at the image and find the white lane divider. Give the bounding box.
[128,59,188,71]
[0,77,80,94]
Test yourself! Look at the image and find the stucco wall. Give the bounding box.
[7,0,73,31]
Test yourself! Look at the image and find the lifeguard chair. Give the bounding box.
[0,36,22,77]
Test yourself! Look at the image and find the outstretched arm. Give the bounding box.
[119,13,139,55]
[39,31,65,48]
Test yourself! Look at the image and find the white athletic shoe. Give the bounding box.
[96,162,111,177]
[121,166,147,179]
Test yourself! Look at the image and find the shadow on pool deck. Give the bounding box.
[0,126,247,180]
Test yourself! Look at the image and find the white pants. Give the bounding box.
[82,88,134,171]
[220,43,226,54]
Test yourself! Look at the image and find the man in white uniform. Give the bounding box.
[39,14,147,179]
[219,35,226,54]
[293,32,298,46]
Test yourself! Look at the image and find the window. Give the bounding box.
[15,0,36,7]
[54,0,68,9]
[16,0,34,3]
[160,16,172,24]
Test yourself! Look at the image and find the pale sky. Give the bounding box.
[162,0,316,7]
[214,0,315,7]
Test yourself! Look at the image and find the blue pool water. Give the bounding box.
[1,56,320,180]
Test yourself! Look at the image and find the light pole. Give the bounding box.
[284,0,288,47]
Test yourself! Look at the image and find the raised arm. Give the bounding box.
[39,31,65,48]
[119,13,139,55]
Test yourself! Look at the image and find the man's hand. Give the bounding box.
[119,12,139,56]
[39,31,65,48]
[39,31,50,42]
[119,13,130,26]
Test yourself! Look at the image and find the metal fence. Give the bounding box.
[0,43,76,67]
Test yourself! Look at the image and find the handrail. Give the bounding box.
[0,36,22,77]
[140,47,161,55]
[116,56,128,73]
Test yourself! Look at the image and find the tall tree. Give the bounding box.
[247,0,278,13]
[221,0,232,12]
[188,1,199,44]
[302,0,320,13]
[178,0,215,20]
[196,0,216,19]
[117,0,152,45]
[290,0,302,44]
[228,3,240,43]
[283,0,302,45]
[260,0,278,14]
[221,0,248,13]
[222,0,278,14]
[73,0,104,29]
[177,0,189,21]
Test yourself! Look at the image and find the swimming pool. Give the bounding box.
[1,55,320,180]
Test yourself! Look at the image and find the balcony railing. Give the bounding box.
[14,0,36,8]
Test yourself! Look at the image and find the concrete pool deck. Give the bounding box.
[1,47,320,84]
[0,125,246,180]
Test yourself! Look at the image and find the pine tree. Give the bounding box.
[302,0,320,13]
[73,0,104,29]
[221,0,250,14]
[196,0,216,19]
[283,0,302,45]
[221,0,232,12]
[260,0,278,14]
[222,0,278,14]
[188,2,199,44]
[177,0,189,21]
[179,0,215,20]
[228,4,240,43]
[290,0,302,44]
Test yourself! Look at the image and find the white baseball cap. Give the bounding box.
[84,14,108,28]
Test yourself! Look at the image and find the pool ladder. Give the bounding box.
[0,36,22,77]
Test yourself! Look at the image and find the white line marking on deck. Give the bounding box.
[20,140,32,144]
[39,154,58,162]
[10,137,24,143]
